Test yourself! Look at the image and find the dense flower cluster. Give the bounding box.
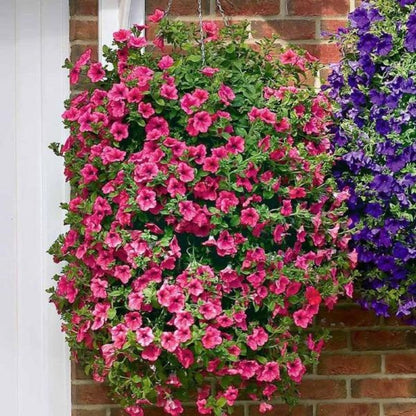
[49,15,356,415]
[327,0,416,319]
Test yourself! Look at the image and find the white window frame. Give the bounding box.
[99,0,146,62]
[0,1,70,416]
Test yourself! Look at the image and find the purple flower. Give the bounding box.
[358,33,379,53]
[375,118,391,135]
[399,0,416,6]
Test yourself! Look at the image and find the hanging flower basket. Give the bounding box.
[49,11,356,416]
[327,0,416,320]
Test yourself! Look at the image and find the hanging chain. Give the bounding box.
[164,0,175,18]
[215,0,229,27]
[197,0,206,66]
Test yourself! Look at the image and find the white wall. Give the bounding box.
[0,1,70,415]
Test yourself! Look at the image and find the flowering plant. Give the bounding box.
[49,13,356,415]
[327,0,416,319]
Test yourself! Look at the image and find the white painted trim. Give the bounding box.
[0,1,70,415]
[99,0,146,62]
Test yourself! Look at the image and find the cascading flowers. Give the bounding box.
[49,11,356,416]
[327,0,416,319]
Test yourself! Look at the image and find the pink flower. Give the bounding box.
[293,309,312,328]
[177,162,194,183]
[108,83,129,101]
[136,188,157,211]
[188,111,212,135]
[176,348,194,368]
[202,21,219,41]
[216,191,239,213]
[80,163,98,184]
[134,162,159,184]
[161,331,179,352]
[138,102,155,118]
[164,399,184,416]
[201,326,222,349]
[199,301,222,320]
[259,403,273,413]
[222,386,238,406]
[111,323,128,348]
[179,201,197,221]
[87,62,105,82]
[287,358,306,382]
[280,49,299,65]
[125,312,142,330]
[216,231,237,256]
[136,327,154,346]
[281,199,293,216]
[142,344,162,361]
[110,121,129,141]
[91,302,110,330]
[240,208,260,227]
[56,275,78,303]
[257,362,280,382]
[158,55,174,70]
[226,136,245,154]
[129,36,147,48]
[145,116,170,140]
[180,93,199,114]
[167,177,186,197]
[113,29,131,42]
[114,265,131,284]
[218,84,235,106]
[74,48,92,68]
[148,8,164,23]
[127,87,143,103]
[246,327,268,350]
[128,292,144,310]
[202,156,220,173]
[160,84,178,100]
[91,278,108,298]
[201,67,219,77]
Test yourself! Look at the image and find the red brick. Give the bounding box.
[221,0,280,16]
[351,378,416,398]
[250,404,312,416]
[71,363,91,381]
[299,379,346,399]
[318,354,381,375]
[317,403,379,416]
[72,383,113,405]
[288,0,349,16]
[146,0,209,16]
[72,411,107,416]
[320,19,347,38]
[70,19,98,42]
[320,68,331,84]
[324,331,348,351]
[386,354,416,373]
[70,0,98,16]
[318,305,379,328]
[384,403,416,416]
[351,330,416,351]
[251,20,316,40]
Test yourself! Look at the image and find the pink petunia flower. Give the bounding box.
[87,62,105,82]
[136,188,157,211]
[136,327,154,347]
[240,208,260,227]
[110,121,129,141]
[218,84,235,106]
[148,8,164,23]
[158,55,174,70]
[201,326,222,349]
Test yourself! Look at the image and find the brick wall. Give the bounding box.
[69,1,416,416]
